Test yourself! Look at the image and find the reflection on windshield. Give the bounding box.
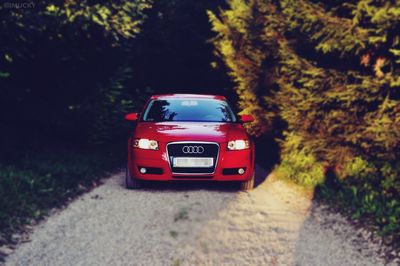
[142,99,237,122]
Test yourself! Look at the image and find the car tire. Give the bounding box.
[240,171,255,191]
[125,166,142,189]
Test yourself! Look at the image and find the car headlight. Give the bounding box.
[133,138,159,150]
[227,140,249,150]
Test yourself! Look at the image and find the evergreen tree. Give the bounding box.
[210,0,400,242]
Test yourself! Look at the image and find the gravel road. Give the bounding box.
[4,166,396,266]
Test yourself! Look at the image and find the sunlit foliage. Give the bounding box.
[210,0,400,242]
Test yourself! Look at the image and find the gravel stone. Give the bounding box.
[0,246,13,256]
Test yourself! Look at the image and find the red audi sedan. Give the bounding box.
[125,94,255,190]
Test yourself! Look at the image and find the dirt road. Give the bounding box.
[5,166,394,265]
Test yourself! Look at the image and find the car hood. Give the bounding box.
[134,122,248,143]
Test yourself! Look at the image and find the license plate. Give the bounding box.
[173,157,213,168]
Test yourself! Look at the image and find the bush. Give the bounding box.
[276,133,325,187]
[210,0,400,244]
[319,158,400,243]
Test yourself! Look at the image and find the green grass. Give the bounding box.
[0,146,123,241]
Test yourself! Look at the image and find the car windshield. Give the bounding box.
[142,98,237,122]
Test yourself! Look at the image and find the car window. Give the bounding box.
[142,99,237,122]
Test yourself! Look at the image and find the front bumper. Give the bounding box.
[128,142,254,181]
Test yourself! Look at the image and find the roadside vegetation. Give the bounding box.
[209,0,400,245]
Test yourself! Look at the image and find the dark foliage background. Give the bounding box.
[129,0,232,95]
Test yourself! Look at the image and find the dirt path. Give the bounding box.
[4,167,395,266]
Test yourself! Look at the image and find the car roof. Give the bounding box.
[150,94,226,100]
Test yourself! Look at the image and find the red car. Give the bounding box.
[125,94,255,190]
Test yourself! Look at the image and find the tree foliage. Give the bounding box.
[130,0,230,94]
[0,0,152,147]
[210,0,400,241]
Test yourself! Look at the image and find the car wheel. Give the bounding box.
[240,171,254,191]
[125,166,142,189]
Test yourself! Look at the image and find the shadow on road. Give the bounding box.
[254,135,281,187]
[139,181,239,192]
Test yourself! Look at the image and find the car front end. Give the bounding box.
[125,94,255,189]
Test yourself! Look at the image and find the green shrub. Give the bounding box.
[342,157,376,180]
[319,158,400,243]
[210,0,400,245]
[276,133,325,187]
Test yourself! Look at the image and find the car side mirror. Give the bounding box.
[240,114,254,123]
[125,112,139,121]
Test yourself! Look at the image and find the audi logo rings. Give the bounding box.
[182,145,204,154]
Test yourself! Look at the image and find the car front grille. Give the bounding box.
[167,142,219,174]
